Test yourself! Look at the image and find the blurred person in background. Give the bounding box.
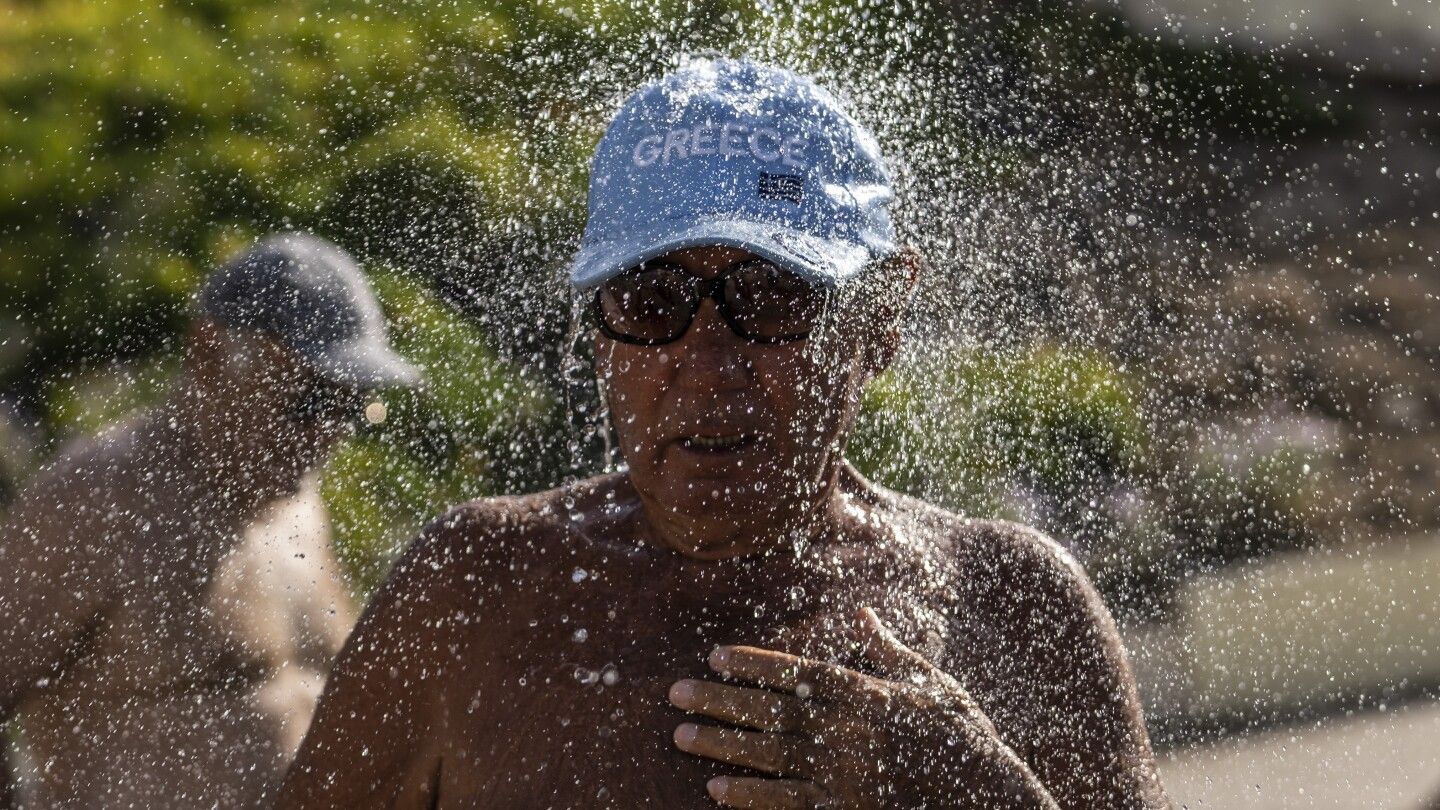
[0,233,420,808]
[278,60,1167,808]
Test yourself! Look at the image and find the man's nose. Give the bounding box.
[674,299,751,390]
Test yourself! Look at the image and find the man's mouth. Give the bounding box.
[681,433,755,451]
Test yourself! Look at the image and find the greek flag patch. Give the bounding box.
[758,172,804,204]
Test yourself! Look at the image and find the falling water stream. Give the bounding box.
[0,0,1437,807]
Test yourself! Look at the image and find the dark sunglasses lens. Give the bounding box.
[723,261,826,340]
[292,380,365,425]
[596,264,697,343]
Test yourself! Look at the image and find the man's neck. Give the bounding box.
[636,471,849,561]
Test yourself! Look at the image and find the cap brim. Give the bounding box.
[302,339,424,391]
[569,219,878,291]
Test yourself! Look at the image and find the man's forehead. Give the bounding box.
[208,321,319,382]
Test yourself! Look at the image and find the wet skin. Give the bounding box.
[276,248,1170,808]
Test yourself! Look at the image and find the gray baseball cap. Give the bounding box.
[198,232,421,390]
[571,58,895,291]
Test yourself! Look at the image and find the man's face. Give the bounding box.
[595,246,876,552]
[206,327,363,478]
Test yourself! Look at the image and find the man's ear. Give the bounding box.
[861,246,922,378]
[187,317,295,388]
[184,318,229,377]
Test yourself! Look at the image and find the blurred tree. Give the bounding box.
[0,0,753,406]
[849,343,1178,617]
[321,269,557,593]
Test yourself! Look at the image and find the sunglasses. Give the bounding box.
[287,378,368,427]
[592,258,830,345]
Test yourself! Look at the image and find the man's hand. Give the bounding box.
[668,607,1060,809]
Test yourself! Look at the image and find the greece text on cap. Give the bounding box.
[631,122,807,169]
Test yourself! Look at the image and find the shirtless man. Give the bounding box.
[0,233,420,807]
[278,59,1170,808]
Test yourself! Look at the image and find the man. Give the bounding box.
[0,233,420,807]
[278,60,1170,808]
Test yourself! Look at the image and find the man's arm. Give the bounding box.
[0,470,124,808]
[967,522,1171,809]
[0,479,118,717]
[273,506,483,809]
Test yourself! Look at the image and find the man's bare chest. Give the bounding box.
[428,551,964,808]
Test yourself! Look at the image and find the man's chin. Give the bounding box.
[641,469,769,515]
[661,469,826,530]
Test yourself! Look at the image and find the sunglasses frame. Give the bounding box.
[591,258,830,346]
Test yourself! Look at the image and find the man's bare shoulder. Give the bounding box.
[956,518,1097,606]
[7,415,147,513]
[384,472,629,604]
[341,474,630,692]
[860,477,1105,621]
[852,472,1157,795]
[275,482,625,810]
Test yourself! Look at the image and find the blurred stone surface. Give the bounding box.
[1157,697,1440,809]
[1144,221,1440,558]
[1124,532,1440,732]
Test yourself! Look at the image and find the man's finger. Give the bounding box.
[674,722,813,776]
[708,646,888,709]
[670,679,814,733]
[853,606,936,682]
[706,776,830,809]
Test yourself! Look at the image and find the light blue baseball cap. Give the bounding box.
[570,57,896,291]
